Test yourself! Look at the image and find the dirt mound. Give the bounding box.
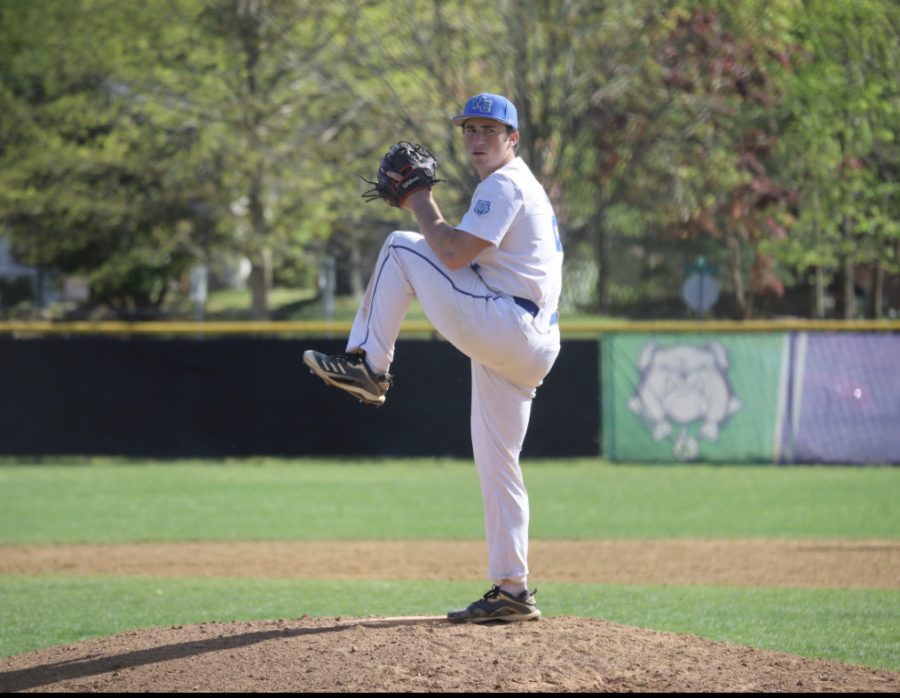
[2,615,898,693]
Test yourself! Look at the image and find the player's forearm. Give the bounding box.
[406,191,483,270]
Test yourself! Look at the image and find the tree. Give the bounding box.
[658,6,798,318]
[120,0,372,319]
[0,0,209,315]
[775,0,899,318]
[0,0,398,318]
[584,4,798,318]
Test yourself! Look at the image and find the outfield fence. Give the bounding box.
[2,319,898,464]
[1,318,899,337]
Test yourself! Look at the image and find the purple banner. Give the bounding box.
[791,333,900,464]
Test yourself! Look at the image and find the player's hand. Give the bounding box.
[386,171,429,211]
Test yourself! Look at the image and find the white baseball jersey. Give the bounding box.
[346,155,562,590]
[457,156,562,320]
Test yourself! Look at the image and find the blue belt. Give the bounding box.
[513,296,539,316]
[513,296,559,326]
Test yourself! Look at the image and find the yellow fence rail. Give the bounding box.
[0,318,898,337]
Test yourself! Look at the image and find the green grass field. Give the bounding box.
[1,458,898,671]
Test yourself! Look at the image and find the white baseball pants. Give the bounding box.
[347,230,560,587]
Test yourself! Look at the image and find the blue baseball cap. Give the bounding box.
[451,93,519,130]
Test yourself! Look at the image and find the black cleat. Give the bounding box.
[303,350,392,406]
[447,586,542,624]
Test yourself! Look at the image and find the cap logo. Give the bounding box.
[471,96,493,114]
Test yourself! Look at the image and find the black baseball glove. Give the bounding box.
[362,141,441,208]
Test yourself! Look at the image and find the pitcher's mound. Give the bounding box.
[2,615,898,693]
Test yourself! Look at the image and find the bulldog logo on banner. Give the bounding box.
[628,342,743,460]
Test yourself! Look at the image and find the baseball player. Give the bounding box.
[304,93,562,623]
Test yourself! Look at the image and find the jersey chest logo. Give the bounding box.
[474,199,491,216]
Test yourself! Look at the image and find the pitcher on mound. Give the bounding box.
[304,92,563,623]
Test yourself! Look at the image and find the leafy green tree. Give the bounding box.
[0,0,397,318]
[775,0,899,318]
[0,1,208,315]
[119,0,374,319]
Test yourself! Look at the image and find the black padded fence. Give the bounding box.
[0,337,598,459]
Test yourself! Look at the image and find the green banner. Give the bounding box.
[602,333,789,462]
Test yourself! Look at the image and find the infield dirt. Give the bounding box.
[1,538,898,692]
